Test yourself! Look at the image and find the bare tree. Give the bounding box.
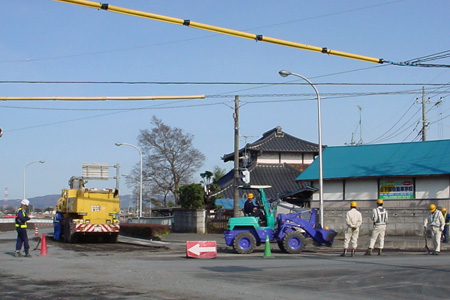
[137,116,205,203]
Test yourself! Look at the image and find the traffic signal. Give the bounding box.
[241,169,250,185]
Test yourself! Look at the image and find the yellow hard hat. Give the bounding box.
[377,199,384,205]
[350,201,357,208]
[429,204,437,212]
[247,193,254,199]
[441,207,447,213]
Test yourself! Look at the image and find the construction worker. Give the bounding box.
[365,199,388,256]
[243,193,262,217]
[340,201,362,257]
[424,204,445,255]
[15,199,32,258]
[441,207,450,243]
[53,210,64,241]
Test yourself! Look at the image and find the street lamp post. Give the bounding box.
[278,70,324,226]
[115,142,144,220]
[23,160,45,200]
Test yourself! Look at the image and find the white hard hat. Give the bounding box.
[21,199,30,206]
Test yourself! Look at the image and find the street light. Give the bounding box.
[23,160,45,199]
[115,142,143,220]
[278,70,324,226]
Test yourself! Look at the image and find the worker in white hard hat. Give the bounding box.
[424,204,445,255]
[365,199,389,256]
[15,199,32,257]
[340,201,362,257]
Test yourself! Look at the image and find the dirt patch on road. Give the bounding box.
[0,273,149,300]
[0,223,15,232]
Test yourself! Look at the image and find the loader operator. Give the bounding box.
[15,199,32,258]
[244,193,264,220]
[340,201,362,257]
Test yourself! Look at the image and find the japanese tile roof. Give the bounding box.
[216,162,303,200]
[222,126,320,162]
[297,139,450,181]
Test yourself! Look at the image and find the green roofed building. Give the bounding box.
[297,139,450,210]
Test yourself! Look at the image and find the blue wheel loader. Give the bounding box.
[224,185,337,254]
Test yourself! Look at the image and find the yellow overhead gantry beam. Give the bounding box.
[53,0,384,64]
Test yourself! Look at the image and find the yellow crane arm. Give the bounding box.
[54,0,384,64]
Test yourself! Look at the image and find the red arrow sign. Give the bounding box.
[186,241,217,258]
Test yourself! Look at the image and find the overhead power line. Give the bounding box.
[0,95,205,101]
[385,50,450,68]
[1,80,449,86]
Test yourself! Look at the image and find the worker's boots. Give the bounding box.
[364,248,373,256]
[24,250,32,258]
[15,250,22,258]
[340,249,347,257]
[351,249,356,257]
[378,249,382,256]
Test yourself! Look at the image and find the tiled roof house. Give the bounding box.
[216,126,321,208]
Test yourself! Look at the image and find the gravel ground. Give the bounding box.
[2,228,447,300]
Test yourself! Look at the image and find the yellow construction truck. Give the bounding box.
[57,175,120,243]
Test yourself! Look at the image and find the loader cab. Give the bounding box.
[227,185,276,231]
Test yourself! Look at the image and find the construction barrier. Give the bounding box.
[263,235,273,258]
[40,233,48,256]
[186,241,217,258]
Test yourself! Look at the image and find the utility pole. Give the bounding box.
[233,96,240,217]
[421,87,427,141]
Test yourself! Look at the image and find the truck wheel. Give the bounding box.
[282,231,305,254]
[64,218,77,243]
[63,218,70,243]
[233,232,257,254]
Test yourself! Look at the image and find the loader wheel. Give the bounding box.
[278,240,287,253]
[233,232,257,254]
[282,231,305,254]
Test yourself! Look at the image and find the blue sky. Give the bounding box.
[1,0,449,201]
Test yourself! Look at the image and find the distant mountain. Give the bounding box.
[30,194,60,209]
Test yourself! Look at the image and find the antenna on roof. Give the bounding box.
[240,135,257,167]
[357,105,363,145]
[345,106,363,146]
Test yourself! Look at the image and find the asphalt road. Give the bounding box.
[1,229,449,300]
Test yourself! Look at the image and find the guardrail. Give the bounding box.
[0,218,53,224]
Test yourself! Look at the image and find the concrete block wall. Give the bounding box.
[323,208,429,237]
[172,209,206,234]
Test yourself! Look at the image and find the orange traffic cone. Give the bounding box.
[40,233,48,256]
[34,225,39,237]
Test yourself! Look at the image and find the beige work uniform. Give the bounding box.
[424,210,445,253]
[343,208,362,249]
[368,206,388,249]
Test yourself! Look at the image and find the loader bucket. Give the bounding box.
[319,228,338,244]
